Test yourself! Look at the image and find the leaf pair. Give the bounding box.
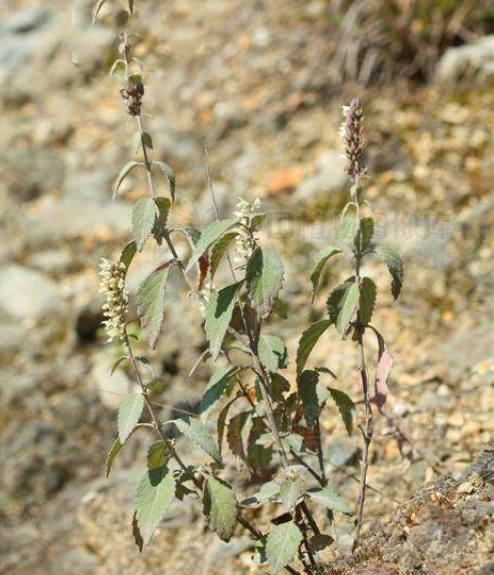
[132,197,171,252]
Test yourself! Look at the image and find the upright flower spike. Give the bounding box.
[98,258,129,343]
[233,197,261,266]
[340,98,366,180]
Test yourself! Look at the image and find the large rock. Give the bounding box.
[0,264,62,321]
[437,35,494,83]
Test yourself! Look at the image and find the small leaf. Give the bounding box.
[279,476,305,511]
[210,232,238,281]
[226,411,251,463]
[306,487,351,514]
[152,161,176,202]
[141,132,154,150]
[258,335,288,372]
[308,533,333,553]
[310,247,341,300]
[106,437,122,478]
[203,475,237,542]
[111,356,127,376]
[136,466,175,544]
[112,161,143,200]
[299,370,324,428]
[117,393,144,443]
[120,241,137,270]
[174,418,222,464]
[132,198,157,252]
[327,280,359,337]
[296,320,331,376]
[270,373,290,402]
[147,441,170,470]
[266,522,303,574]
[186,219,237,272]
[204,283,240,360]
[272,297,288,319]
[109,59,126,76]
[359,217,374,251]
[137,264,172,348]
[152,197,171,246]
[335,216,358,254]
[199,365,240,418]
[359,277,376,326]
[92,0,109,23]
[245,246,284,310]
[217,397,239,457]
[328,388,355,435]
[375,246,404,300]
[241,480,280,506]
[373,350,393,408]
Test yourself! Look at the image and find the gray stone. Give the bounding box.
[437,35,494,83]
[0,264,62,320]
[291,150,347,203]
[444,322,494,378]
[63,170,112,203]
[210,536,254,565]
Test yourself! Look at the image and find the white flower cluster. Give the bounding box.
[98,258,129,343]
[233,197,261,266]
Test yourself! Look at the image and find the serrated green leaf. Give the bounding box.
[245,246,284,309]
[272,297,288,319]
[328,387,355,435]
[203,475,237,542]
[335,216,359,254]
[258,335,288,372]
[227,411,252,463]
[137,265,171,348]
[199,365,240,418]
[241,480,280,506]
[327,280,359,337]
[204,283,240,360]
[152,197,171,246]
[106,437,122,478]
[217,397,239,458]
[310,247,341,300]
[359,277,376,326]
[299,370,326,428]
[152,161,176,202]
[136,466,175,544]
[359,217,374,251]
[248,416,273,474]
[270,373,290,401]
[306,487,351,514]
[375,246,404,300]
[118,393,144,444]
[112,160,143,200]
[296,320,331,376]
[111,356,127,376]
[132,198,157,252]
[210,232,238,281]
[186,219,237,272]
[266,522,302,574]
[120,240,137,270]
[147,441,170,470]
[279,476,305,511]
[174,418,222,464]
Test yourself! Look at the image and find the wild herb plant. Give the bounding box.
[94,2,403,573]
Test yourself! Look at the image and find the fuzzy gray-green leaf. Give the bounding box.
[335,216,358,254]
[106,437,122,477]
[132,198,157,252]
[186,219,237,272]
[199,365,240,418]
[376,246,404,300]
[296,319,331,376]
[203,475,238,542]
[152,161,176,202]
[359,277,376,326]
[152,197,171,246]
[328,387,355,435]
[174,418,222,464]
[309,247,341,300]
[136,466,175,544]
[258,335,288,372]
[266,522,303,574]
[210,232,238,280]
[327,280,359,337]
[245,246,284,309]
[204,283,240,360]
[279,476,305,511]
[117,393,144,444]
[112,160,143,200]
[137,265,171,348]
[359,217,374,251]
[307,487,351,514]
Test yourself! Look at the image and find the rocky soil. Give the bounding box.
[0,1,493,574]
